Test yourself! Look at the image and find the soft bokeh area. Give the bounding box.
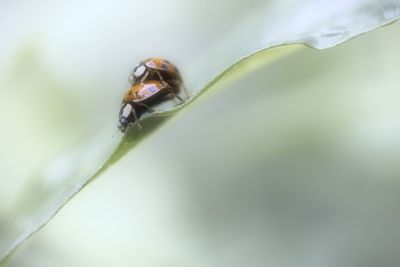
[1,0,400,266]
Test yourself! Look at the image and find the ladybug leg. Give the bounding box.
[165,90,184,104]
[155,70,164,82]
[155,70,171,88]
[139,70,150,83]
[182,84,190,99]
[158,80,184,104]
[156,70,188,101]
[130,104,142,129]
[136,102,156,113]
[173,94,184,104]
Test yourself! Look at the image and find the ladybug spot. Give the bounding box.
[149,86,158,93]
[147,60,156,68]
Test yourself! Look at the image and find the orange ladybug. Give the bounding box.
[129,58,182,88]
[117,80,183,132]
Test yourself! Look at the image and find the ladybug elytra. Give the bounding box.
[129,57,182,88]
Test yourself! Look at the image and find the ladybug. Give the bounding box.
[129,58,182,88]
[117,80,183,132]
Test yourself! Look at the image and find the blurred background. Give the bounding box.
[1,0,400,266]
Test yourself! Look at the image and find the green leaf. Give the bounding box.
[1,0,399,264]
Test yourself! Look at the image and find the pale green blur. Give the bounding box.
[1,0,400,267]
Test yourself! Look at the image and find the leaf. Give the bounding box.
[1,0,399,264]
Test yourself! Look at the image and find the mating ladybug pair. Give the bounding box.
[117,58,185,132]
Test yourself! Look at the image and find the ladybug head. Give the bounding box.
[118,103,136,133]
[129,64,147,84]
